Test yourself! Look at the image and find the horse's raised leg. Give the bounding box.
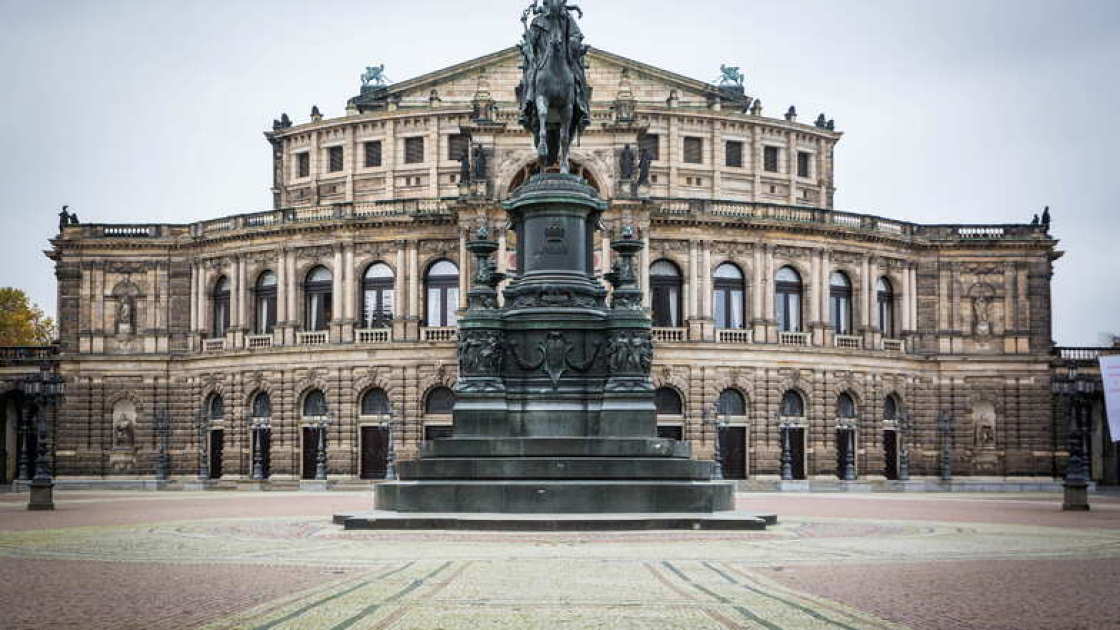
[557,102,573,174]
[535,95,550,163]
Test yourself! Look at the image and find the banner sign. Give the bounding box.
[1101,355,1120,442]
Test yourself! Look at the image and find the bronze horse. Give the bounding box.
[519,0,588,174]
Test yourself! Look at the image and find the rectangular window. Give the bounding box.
[640,134,660,161]
[797,151,811,178]
[327,146,343,173]
[296,152,310,178]
[683,137,703,164]
[725,141,743,168]
[404,137,425,164]
[448,134,469,161]
[764,146,779,173]
[364,141,382,167]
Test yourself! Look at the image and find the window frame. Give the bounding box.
[302,389,328,419]
[639,134,660,162]
[360,388,391,417]
[717,389,747,417]
[211,276,230,339]
[713,263,746,330]
[207,393,225,421]
[447,134,469,162]
[254,271,278,335]
[361,262,395,329]
[780,390,805,418]
[425,386,455,415]
[295,152,310,178]
[763,145,780,173]
[682,137,703,164]
[725,140,744,168]
[424,260,459,327]
[837,393,857,419]
[655,387,684,416]
[363,140,383,168]
[775,266,803,332]
[251,392,271,418]
[877,277,896,338]
[797,151,812,178]
[403,136,425,165]
[326,145,344,173]
[829,271,853,335]
[650,259,683,328]
[303,266,333,332]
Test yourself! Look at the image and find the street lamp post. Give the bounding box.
[251,417,271,481]
[705,406,726,481]
[381,404,398,481]
[838,423,856,481]
[16,408,31,481]
[1054,362,1093,511]
[780,422,793,481]
[154,407,170,482]
[314,414,331,481]
[194,406,209,481]
[22,366,64,511]
[938,410,953,482]
[897,411,911,482]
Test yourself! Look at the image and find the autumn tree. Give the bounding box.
[0,288,56,346]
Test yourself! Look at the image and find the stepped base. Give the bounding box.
[375,479,734,513]
[336,510,777,531]
[421,437,690,458]
[400,457,713,480]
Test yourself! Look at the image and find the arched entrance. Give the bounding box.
[507,160,601,196]
[1,392,20,483]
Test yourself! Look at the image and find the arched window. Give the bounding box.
[425,386,455,414]
[207,393,225,420]
[655,387,683,415]
[302,389,327,418]
[713,263,746,330]
[361,388,390,416]
[212,276,230,338]
[650,260,682,328]
[830,271,853,335]
[837,393,857,419]
[884,394,899,421]
[251,392,271,418]
[775,266,802,332]
[254,271,278,335]
[717,388,747,417]
[877,277,896,338]
[425,260,459,327]
[780,390,804,417]
[362,263,395,329]
[304,266,333,332]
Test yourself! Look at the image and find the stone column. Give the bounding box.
[860,255,872,333]
[407,240,420,339]
[809,248,822,344]
[236,255,247,346]
[343,243,355,341]
[909,264,918,335]
[640,231,651,308]
[189,261,198,335]
[701,240,713,341]
[763,244,775,343]
[276,248,288,342]
[751,126,761,203]
[395,242,407,318]
[900,263,911,334]
[332,246,343,342]
[458,228,468,310]
[787,133,797,205]
[751,244,764,332]
[287,251,298,342]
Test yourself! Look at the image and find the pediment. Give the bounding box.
[351,47,747,111]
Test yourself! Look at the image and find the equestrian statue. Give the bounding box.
[517,0,591,174]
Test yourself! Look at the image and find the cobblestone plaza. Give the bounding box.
[2,490,1118,630]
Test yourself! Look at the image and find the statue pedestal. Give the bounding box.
[28,479,54,511]
[364,175,768,528]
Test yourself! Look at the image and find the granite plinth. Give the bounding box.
[375,479,734,513]
[336,510,776,531]
[421,437,690,458]
[399,457,713,480]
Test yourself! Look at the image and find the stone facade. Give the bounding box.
[15,46,1102,484]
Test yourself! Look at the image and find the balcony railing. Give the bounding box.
[834,334,862,350]
[357,328,391,344]
[297,331,329,345]
[246,335,273,350]
[779,331,810,346]
[652,327,686,343]
[203,338,226,353]
[421,327,458,342]
[716,329,753,344]
[1055,347,1111,362]
[882,338,905,353]
[0,346,58,365]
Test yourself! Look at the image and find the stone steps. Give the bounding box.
[399,457,713,480]
[421,437,691,458]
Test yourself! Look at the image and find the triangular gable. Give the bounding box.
[351,46,745,111]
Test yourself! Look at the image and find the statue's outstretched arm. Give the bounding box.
[566,4,583,19]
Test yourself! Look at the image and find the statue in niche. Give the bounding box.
[619,144,636,180]
[972,401,997,449]
[968,283,996,337]
[113,413,134,449]
[637,148,652,185]
[117,298,134,336]
[458,151,471,184]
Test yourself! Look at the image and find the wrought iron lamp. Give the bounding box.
[381,404,398,481]
[1053,362,1093,511]
[21,365,64,510]
[705,405,727,481]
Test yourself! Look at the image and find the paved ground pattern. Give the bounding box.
[1,490,1118,629]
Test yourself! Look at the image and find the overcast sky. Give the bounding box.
[1,0,1116,346]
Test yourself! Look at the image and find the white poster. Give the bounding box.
[1100,355,1120,442]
